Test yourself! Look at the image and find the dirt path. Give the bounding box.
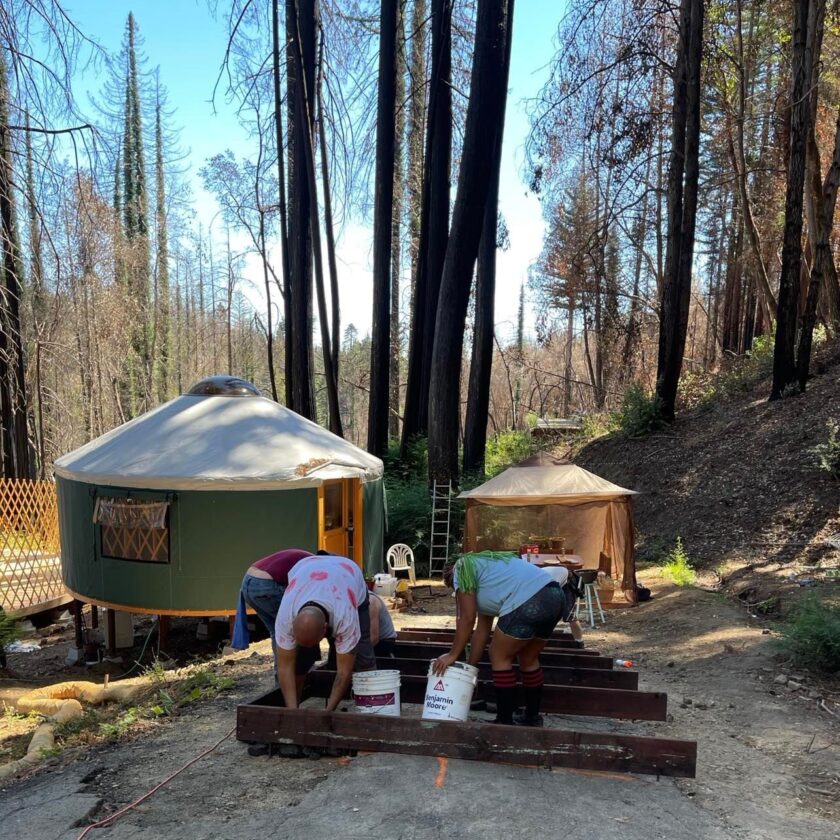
[0,576,838,839]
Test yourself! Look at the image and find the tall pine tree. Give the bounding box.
[120,12,151,415]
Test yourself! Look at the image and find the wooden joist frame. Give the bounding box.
[307,669,666,721]
[378,657,640,690]
[236,690,696,778]
[392,641,612,670]
[396,629,584,650]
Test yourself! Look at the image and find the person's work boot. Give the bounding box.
[512,709,544,727]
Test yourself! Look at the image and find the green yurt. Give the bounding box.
[54,377,385,616]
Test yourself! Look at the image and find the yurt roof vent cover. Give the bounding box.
[186,376,261,397]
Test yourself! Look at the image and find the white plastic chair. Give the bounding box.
[386,543,416,585]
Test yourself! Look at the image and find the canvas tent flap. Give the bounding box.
[459,454,635,505]
[54,395,384,491]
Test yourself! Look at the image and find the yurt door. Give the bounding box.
[320,480,350,557]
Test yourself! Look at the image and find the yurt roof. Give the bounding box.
[54,378,384,491]
[458,452,635,505]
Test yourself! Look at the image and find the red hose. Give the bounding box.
[76,726,236,839]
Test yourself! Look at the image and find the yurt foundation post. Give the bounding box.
[90,605,98,629]
[106,610,116,657]
[67,599,85,665]
[159,615,171,652]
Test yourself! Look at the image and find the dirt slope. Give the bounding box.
[576,346,840,610]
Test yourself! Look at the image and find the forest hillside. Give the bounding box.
[576,344,840,614]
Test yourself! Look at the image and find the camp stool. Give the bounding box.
[386,543,417,585]
[574,569,605,628]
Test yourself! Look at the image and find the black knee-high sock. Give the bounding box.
[521,667,544,719]
[492,669,517,724]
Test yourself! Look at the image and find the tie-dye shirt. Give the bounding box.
[275,555,368,654]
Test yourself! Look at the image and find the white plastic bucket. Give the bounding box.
[422,661,479,721]
[352,669,401,716]
[373,574,397,597]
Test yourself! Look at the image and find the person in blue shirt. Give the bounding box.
[432,552,574,726]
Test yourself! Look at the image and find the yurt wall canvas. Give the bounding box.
[54,378,387,615]
[57,480,319,613]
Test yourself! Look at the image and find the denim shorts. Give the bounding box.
[241,575,285,639]
[496,583,568,640]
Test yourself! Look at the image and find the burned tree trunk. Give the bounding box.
[401,0,452,454]
[428,0,513,483]
[463,0,515,477]
[286,0,318,418]
[771,0,815,399]
[655,0,704,422]
[367,0,399,456]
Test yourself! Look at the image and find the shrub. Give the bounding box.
[383,436,428,482]
[618,385,667,438]
[811,419,840,480]
[661,537,696,586]
[777,596,840,674]
[0,611,20,649]
[485,430,541,476]
[384,479,432,574]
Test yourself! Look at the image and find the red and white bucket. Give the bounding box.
[351,670,401,716]
[422,661,479,721]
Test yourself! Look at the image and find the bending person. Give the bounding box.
[432,552,569,727]
[369,591,397,657]
[274,554,376,711]
[231,548,313,675]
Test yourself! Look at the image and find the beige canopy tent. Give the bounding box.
[459,454,638,603]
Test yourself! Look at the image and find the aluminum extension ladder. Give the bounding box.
[429,480,453,577]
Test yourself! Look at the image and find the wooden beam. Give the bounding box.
[236,694,696,778]
[396,629,585,650]
[378,657,639,690]
[306,670,667,721]
[402,625,576,642]
[392,641,613,670]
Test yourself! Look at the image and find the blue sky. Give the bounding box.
[67,1,563,342]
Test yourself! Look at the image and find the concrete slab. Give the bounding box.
[0,773,102,840]
[248,753,734,840]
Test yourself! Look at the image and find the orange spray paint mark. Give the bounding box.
[434,756,449,788]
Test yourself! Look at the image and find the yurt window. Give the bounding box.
[93,497,170,564]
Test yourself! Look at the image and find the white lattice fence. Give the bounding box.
[0,479,65,615]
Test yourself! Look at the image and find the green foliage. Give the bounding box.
[661,538,696,586]
[679,333,776,409]
[811,419,840,480]
[54,708,100,741]
[384,478,432,574]
[576,412,619,442]
[618,385,667,438]
[778,596,840,674]
[148,665,234,718]
[485,430,543,477]
[0,611,21,649]
[100,706,140,739]
[383,436,428,482]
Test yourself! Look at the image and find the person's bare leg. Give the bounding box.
[517,637,547,672]
[568,618,583,642]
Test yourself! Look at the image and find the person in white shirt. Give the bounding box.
[274,553,376,711]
